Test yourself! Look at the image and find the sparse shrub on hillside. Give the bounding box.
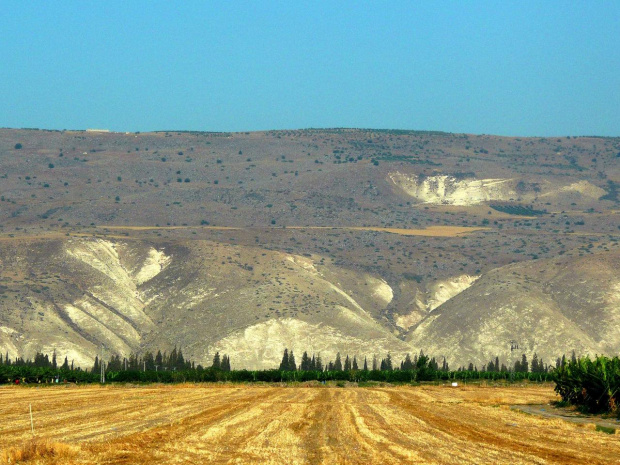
[14,143,22,149]
[403,273,423,283]
[490,204,546,216]
[599,180,618,202]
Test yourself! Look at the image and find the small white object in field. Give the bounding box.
[451,382,458,387]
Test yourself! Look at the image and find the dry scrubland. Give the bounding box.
[1,384,618,465]
[1,128,619,370]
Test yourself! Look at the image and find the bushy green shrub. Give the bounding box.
[553,355,620,414]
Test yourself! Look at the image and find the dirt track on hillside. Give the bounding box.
[0,225,487,244]
[104,224,488,236]
[1,384,618,464]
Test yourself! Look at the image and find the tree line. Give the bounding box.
[0,348,232,384]
[91,347,203,373]
[278,349,446,372]
[0,347,558,385]
[278,349,554,374]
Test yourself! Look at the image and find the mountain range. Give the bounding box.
[0,128,618,369]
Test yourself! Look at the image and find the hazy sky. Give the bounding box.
[1,1,618,136]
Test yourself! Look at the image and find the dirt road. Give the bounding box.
[1,384,618,464]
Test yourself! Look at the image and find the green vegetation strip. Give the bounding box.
[490,204,547,216]
[554,355,620,415]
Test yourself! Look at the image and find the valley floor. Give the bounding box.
[0,383,618,464]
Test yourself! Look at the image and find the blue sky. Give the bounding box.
[1,1,618,136]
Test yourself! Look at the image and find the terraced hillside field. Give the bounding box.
[1,384,618,464]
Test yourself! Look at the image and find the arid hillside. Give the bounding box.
[0,128,618,368]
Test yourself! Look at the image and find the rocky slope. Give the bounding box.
[1,236,619,369]
[0,238,414,368]
[408,249,620,367]
[0,128,618,369]
[389,172,607,206]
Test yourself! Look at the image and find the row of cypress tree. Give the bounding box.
[278,349,446,372]
[0,351,74,370]
[0,348,571,375]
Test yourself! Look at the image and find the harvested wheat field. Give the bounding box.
[0,384,618,465]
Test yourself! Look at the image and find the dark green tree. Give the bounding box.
[92,355,100,374]
[333,353,343,371]
[212,352,222,369]
[143,351,155,370]
[176,348,186,370]
[169,347,178,369]
[402,354,414,370]
[288,350,297,371]
[107,355,122,371]
[315,354,323,372]
[300,351,311,371]
[521,353,529,373]
[34,352,50,367]
[279,349,290,371]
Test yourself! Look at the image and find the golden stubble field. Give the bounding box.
[0,383,618,465]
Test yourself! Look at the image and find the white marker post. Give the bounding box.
[29,403,34,434]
